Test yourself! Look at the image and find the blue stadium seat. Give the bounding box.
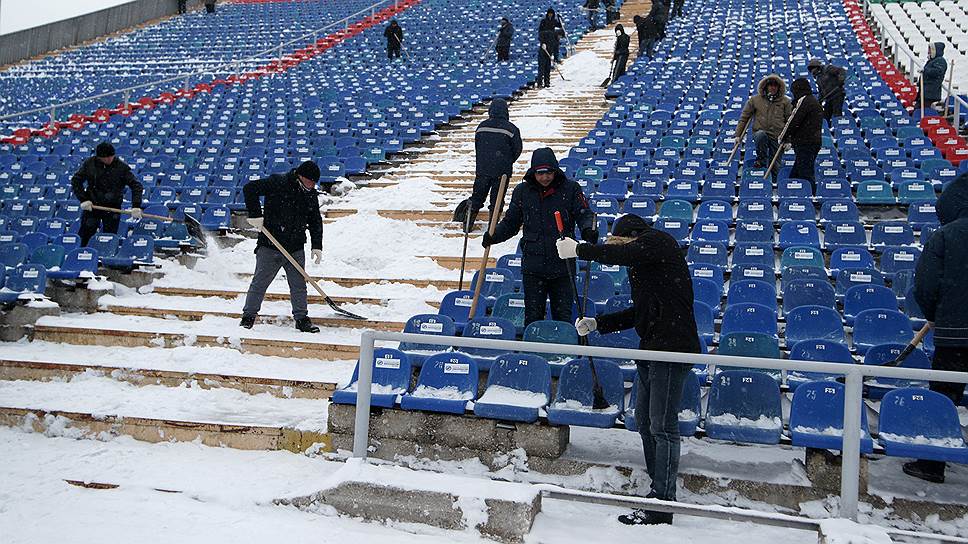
[691,219,730,244]
[705,370,783,445]
[658,199,694,221]
[783,279,836,313]
[687,242,728,270]
[726,279,776,308]
[852,309,913,354]
[790,381,874,453]
[458,317,516,368]
[0,242,29,269]
[863,343,931,399]
[720,302,778,339]
[734,220,775,244]
[0,264,47,303]
[200,205,231,231]
[736,199,774,222]
[718,332,780,359]
[469,267,515,303]
[696,200,732,223]
[398,314,456,361]
[843,284,897,325]
[623,195,656,217]
[438,290,485,332]
[880,247,920,280]
[400,352,478,415]
[86,233,120,260]
[47,247,98,280]
[856,180,895,205]
[331,348,412,408]
[732,243,774,268]
[473,354,552,423]
[878,388,968,463]
[785,306,846,345]
[103,234,154,269]
[692,277,722,313]
[29,244,65,271]
[523,320,579,363]
[787,339,855,389]
[777,198,815,222]
[547,358,624,428]
[829,247,875,275]
[491,293,525,335]
[824,222,867,250]
[778,221,821,249]
[835,267,885,297]
[820,200,860,223]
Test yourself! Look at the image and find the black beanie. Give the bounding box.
[611,214,650,237]
[95,142,115,158]
[296,160,321,183]
[791,77,813,100]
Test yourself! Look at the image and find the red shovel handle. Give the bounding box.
[554,211,565,237]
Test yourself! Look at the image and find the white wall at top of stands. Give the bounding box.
[0,0,138,36]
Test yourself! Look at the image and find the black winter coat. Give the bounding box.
[491,148,595,279]
[243,170,323,254]
[614,32,630,57]
[538,15,563,50]
[815,64,846,103]
[384,24,403,48]
[635,15,659,42]
[584,0,601,9]
[71,157,143,208]
[475,99,522,181]
[786,88,824,148]
[915,173,968,347]
[496,22,514,48]
[578,228,700,354]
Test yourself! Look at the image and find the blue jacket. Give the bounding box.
[915,172,968,347]
[491,148,595,278]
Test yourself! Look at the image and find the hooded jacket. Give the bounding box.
[474,99,523,183]
[915,173,968,347]
[613,25,630,57]
[538,11,563,51]
[491,148,596,278]
[243,170,323,254]
[576,215,701,354]
[810,62,846,103]
[384,22,403,48]
[785,78,824,148]
[634,14,659,42]
[921,42,947,103]
[496,20,514,48]
[71,156,143,209]
[735,75,793,140]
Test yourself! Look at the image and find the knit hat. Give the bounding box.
[95,142,115,158]
[808,58,823,71]
[611,214,650,237]
[296,160,321,183]
[791,77,813,100]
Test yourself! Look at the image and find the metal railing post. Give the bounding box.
[49,107,55,126]
[123,90,130,109]
[840,370,863,521]
[352,330,376,458]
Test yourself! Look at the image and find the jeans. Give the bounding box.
[635,359,691,500]
[496,46,510,61]
[613,54,629,79]
[177,0,187,13]
[243,246,308,320]
[522,272,573,327]
[587,10,598,30]
[753,130,779,169]
[388,46,401,59]
[537,53,552,87]
[641,38,656,58]
[470,174,506,213]
[78,209,121,247]
[789,143,821,189]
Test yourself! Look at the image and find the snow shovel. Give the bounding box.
[762,95,805,179]
[600,59,616,87]
[257,225,368,321]
[885,323,932,368]
[479,34,499,65]
[467,174,509,318]
[555,210,610,410]
[92,205,204,241]
[723,118,751,166]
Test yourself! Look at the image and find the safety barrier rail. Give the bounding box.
[354,330,968,523]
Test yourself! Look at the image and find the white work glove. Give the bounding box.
[80,200,93,211]
[575,317,597,336]
[312,249,323,264]
[247,217,264,229]
[556,237,580,259]
[129,208,143,220]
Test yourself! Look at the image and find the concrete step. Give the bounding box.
[151,286,388,307]
[100,305,405,332]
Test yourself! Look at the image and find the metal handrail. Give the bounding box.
[354,330,968,523]
[0,0,401,124]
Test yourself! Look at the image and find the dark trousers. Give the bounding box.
[635,360,692,500]
[789,143,821,189]
[522,273,572,327]
[388,45,401,59]
[469,174,507,213]
[587,10,598,29]
[243,246,308,320]
[496,46,510,61]
[606,8,619,23]
[673,1,684,16]
[538,53,552,87]
[823,96,844,121]
[641,38,656,58]
[916,347,968,477]
[205,2,215,13]
[753,130,779,169]
[177,0,187,13]
[613,54,629,79]
[78,209,121,247]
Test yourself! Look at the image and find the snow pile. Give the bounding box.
[708,413,783,430]
[340,382,405,395]
[550,399,619,413]
[679,409,699,421]
[476,385,547,408]
[818,519,893,544]
[878,432,965,448]
[409,385,473,401]
[557,49,611,90]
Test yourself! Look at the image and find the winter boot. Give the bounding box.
[903,460,945,483]
[240,315,255,329]
[295,317,320,333]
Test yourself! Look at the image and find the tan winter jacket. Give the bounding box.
[735,75,793,140]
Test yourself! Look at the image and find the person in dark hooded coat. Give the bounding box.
[784,78,824,189]
[604,0,619,24]
[583,0,601,30]
[495,18,514,61]
[384,20,403,59]
[483,147,597,327]
[808,58,847,121]
[538,8,564,63]
[904,173,968,484]
[612,24,631,80]
[456,99,523,230]
[918,42,948,107]
[537,28,556,88]
[556,213,700,525]
[735,74,793,171]
[634,13,659,58]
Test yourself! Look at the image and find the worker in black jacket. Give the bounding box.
[495,18,514,61]
[905,173,968,484]
[241,161,324,333]
[612,24,631,80]
[634,13,659,58]
[537,28,556,88]
[384,20,403,59]
[784,78,824,189]
[538,8,564,63]
[483,147,597,327]
[605,0,619,24]
[584,0,600,30]
[455,99,523,231]
[71,142,144,246]
[557,213,700,525]
[808,58,847,121]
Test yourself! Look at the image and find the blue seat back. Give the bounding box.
[6,263,47,294]
[87,233,120,258]
[785,305,846,345]
[461,317,516,358]
[717,332,780,359]
[783,279,835,312]
[880,388,966,448]
[400,313,456,352]
[706,370,783,443]
[411,352,479,400]
[720,303,777,338]
[485,353,552,399]
[553,358,624,410]
[853,309,913,352]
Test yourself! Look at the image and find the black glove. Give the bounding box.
[581,227,599,244]
[481,232,494,247]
